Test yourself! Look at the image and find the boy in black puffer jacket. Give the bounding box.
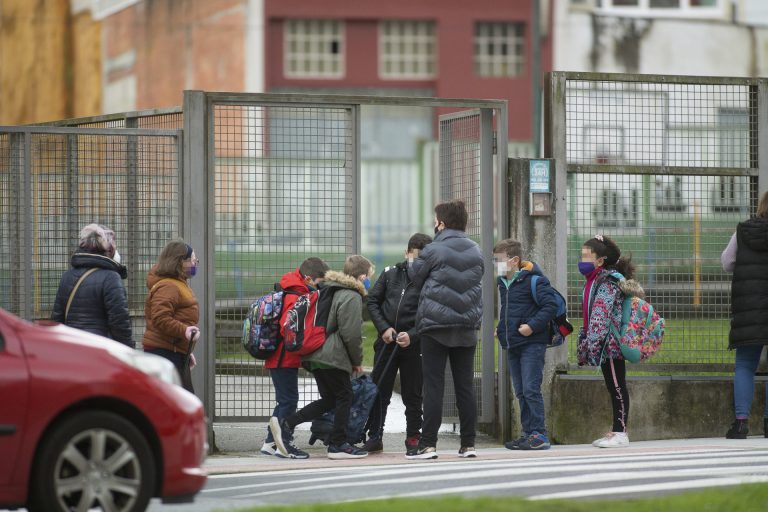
[363,233,432,456]
[494,239,558,451]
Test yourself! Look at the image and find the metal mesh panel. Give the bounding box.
[438,110,484,421]
[563,78,757,368]
[0,133,23,313]
[213,103,355,420]
[0,128,181,344]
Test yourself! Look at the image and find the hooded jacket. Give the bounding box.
[576,268,645,366]
[302,271,366,374]
[142,266,199,353]
[367,261,421,347]
[52,251,133,347]
[407,228,484,334]
[730,217,768,348]
[496,261,559,350]
[264,268,310,369]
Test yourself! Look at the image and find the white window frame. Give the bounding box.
[284,19,344,79]
[474,22,526,78]
[595,0,726,19]
[378,20,436,80]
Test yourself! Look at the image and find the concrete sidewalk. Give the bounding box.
[206,427,768,475]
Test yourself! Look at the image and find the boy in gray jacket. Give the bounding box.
[270,255,374,459]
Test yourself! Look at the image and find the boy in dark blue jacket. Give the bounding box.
[494,239,558,450]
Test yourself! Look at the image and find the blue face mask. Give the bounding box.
[363,277,371,291]
[578,261,595,276]
[186,264,197,278]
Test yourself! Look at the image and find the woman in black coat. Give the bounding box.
[51,224,134,348]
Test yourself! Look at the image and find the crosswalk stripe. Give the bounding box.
[228,455,768,499]
[528,475,768,501]
[206,448,765,485]
[353,466,768,501]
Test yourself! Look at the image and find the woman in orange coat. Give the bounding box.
[143,240,200,392]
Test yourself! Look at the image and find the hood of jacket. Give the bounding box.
[71,251,127,280]
[323,270,367,297]
[280,268,310,294]
[738,217,768,253]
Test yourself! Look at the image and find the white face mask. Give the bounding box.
[113,250,122,264]
[407,257,414,267]
[495,261,508,275]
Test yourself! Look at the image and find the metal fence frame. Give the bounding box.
[545,71,768,373]
[183,91,508,426]
[0,125,183,332]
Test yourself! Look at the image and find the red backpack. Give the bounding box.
[283,286,341,356]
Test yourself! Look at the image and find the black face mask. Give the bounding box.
[434,225,440,235]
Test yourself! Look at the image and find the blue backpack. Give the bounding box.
[530,275,574,349]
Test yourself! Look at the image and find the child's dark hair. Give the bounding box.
[583,235,635,280]
[299,257,330,280]
[407,233,432,252]
[435,200,468,231]
[493,239,522,260]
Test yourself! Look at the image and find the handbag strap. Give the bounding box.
[64,268,99,322]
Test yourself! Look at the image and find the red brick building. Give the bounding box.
[264,0,553,142]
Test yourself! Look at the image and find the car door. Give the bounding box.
[0,320,29,486]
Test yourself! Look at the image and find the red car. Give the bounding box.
[0,308,208,512]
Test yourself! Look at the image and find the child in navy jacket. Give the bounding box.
[494,239,558,450]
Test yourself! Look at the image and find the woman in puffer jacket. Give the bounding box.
[52,224,133,348]
[577,234,643,449]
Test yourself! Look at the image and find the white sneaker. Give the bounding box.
[260,441,277,456]
[593,432,629,448]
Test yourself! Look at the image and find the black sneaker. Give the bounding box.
[458,446,477,458]
[268,417,293,457]
[764,417,768,439]
[504,433,528,451]
[363,436,384,453]
[283,440,309,459]
[726,419,749,439]
[327,442,368,459]
[405,435,420,456]
[405,445,438,460]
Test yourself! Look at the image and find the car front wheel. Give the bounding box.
[29,410,155,512]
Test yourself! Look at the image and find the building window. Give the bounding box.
[284,19,344,79]
[379,21,436,79]
[655,176,687,212]
[474,22,525,77]
[595,0,723,18]
[712,176,747,213]
[594,189,637,228]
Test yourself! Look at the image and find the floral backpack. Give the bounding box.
[606,272,665,363]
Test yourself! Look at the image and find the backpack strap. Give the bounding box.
[64,268,99,323]
[530,275,540,305]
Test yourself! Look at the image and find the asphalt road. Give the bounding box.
[147,444,768,511]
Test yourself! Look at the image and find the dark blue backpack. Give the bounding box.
[530,275,573,349]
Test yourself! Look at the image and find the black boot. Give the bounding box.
[726,419,749,439]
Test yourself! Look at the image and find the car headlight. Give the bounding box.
[107,347,182,386]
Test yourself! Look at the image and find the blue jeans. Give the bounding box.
[734,345,768,419]
[507,343,547,434]
[265,368,299,443]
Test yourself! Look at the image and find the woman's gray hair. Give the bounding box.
[78,223,116,255]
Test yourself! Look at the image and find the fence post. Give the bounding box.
[9,133,25,316]
[757,79,768,197]
[183,91,214,444]
[125,117,139,315]
[480,108,496,425]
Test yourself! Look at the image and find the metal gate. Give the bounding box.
[0,126,183,341]
[438,109,496,423]
[545,72,768,372]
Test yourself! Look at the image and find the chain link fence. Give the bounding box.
[0,126,182,343]
[554,73,762,370]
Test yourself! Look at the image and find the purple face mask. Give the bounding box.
[186,264,198,278]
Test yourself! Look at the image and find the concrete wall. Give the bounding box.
[554,2,768,76]
[548,374,768,444]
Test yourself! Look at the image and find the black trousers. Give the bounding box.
[285,368,352,446]
[365,340,423,439]
[420,336,477,448]
[601,358,629,433]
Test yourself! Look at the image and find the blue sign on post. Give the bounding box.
[529,160,550,193]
